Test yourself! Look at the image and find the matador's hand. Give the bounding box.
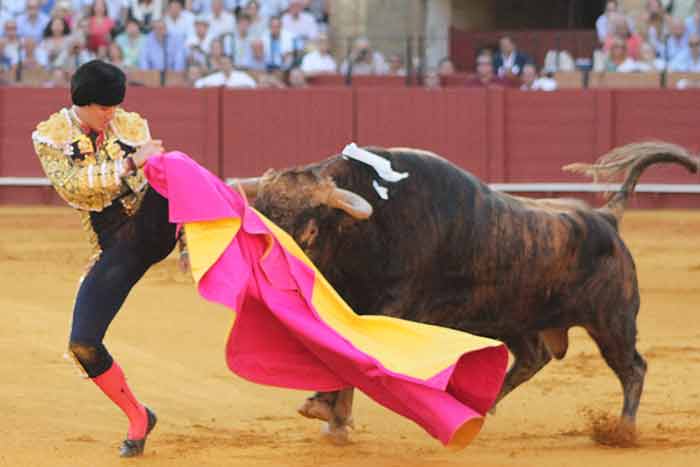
[132,139,164,168]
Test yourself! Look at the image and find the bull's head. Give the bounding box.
[231,166,373,262]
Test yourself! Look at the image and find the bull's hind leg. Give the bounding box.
[586,314,647,435]
[493,333,553,410]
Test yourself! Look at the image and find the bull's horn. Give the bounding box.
[327,188,373,220]
[228,177,261,198]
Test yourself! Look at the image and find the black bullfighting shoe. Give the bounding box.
[119,407,157,458]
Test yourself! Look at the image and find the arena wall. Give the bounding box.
[1,87,698,208]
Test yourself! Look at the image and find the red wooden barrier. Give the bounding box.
[504,89,599,182]
[613,90,700,183]
[0,87,65,177]
[220,88,353,177]
[122,87,221,173]
[355,87,490,179]
[1,87,699,207]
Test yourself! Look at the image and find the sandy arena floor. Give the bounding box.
[1,207,699,467]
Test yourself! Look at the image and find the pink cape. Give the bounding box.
[144,152,508,449]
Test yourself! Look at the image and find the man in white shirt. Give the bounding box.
[222,13,253,67]
[282,0,318,45]
[206,0,235,38]
[670,33,700,70]
[260,0,288,19]
[519,63,557,91]
[195,54,257,87]
[300,32,336,75]
[16,0,50,43]
[164,0,195,41]
[185,15,213,66]
[261,15,294,69]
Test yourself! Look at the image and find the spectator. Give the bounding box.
[672,0,694,20]
[2,0,28,19]
[0,10,12,37]
[164,0,195,41]
[17,0,51,42]
[605,37,639,71]
[261,15,293,70]
[43,67,70,86]
[139,18,187,70]
[20,37,49,68]
[71,0,94,18]
[685,0,700,36]
[670,33,700,70]
[40,17,71,69]
[128,0,163,33]
[423,69,440,89]
[493,35,530,77]
[114,19,144,67]
[194,54,257,87]
[465,52,509,87]
[661,16,690,61]
[519,63,557,91]
[0,38,12,70]
[185,62,203,85]
[604,12,643,59]
[339,37,388,76]
[52,0,76,29]
[105,0,129,26]
[241,37,266,70]
[185,15,212,66]
[206,0,234,38]
[286,65,307,87]
[282,0,318,48]
[543,48,575,72]
[256,71,285,87]
[107,40,127,68]
[387,53,406,76]
[55,36,95,70]
[299,31,335,75]
[222,12,253,68]
[259,0,288,20]
[597,1,619,42]
[205,36,225,70]
[86,0,116,52]
[640,0,669,53]
[244,0,267,39]
[437,57,455,77]
[596,1,635,43]
[1,20,21,66]
[305,0,328,28]
[636,41,666,70]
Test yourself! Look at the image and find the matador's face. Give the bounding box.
[78,104,118,132]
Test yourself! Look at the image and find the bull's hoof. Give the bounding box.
[297,398,333,422]
[321,422,350,445]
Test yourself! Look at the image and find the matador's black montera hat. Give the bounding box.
[71,60,126,107]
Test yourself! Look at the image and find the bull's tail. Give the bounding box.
[563,141,698,221]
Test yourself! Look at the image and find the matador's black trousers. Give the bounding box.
[68,187,177,377]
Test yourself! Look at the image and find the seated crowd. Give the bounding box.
[3,0,700,89]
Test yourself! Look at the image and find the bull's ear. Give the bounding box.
[228,177,261,199]
[327,188,373,220]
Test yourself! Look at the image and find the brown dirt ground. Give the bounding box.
[1,207,699,467]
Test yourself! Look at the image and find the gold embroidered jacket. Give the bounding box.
[32,107,150,212]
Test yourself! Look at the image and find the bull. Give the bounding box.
[231,142,697,442]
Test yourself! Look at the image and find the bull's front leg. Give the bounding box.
[298,391,337,422]
[298,389,355,444]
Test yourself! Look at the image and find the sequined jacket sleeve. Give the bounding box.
[33,139,126,211]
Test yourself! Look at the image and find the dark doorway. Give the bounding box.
[456,0,607,31]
